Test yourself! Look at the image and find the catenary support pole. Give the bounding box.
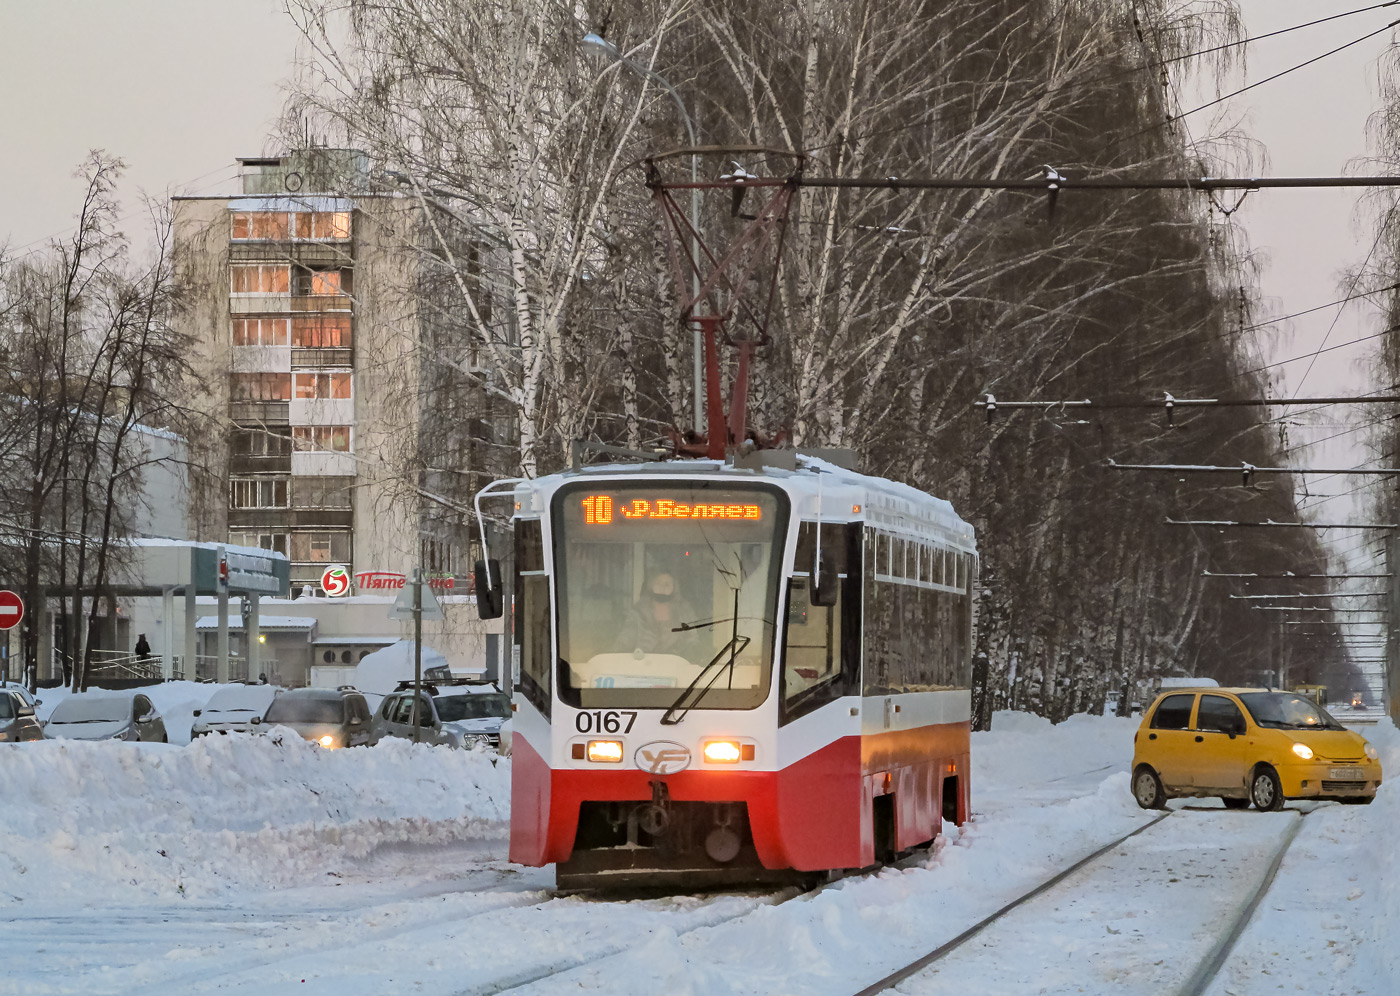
[1388,532,1400,723]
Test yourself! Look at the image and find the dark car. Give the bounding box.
[0,688,42,742]
[263,687,373,749]
[371,683,511,749]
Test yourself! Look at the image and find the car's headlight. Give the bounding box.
[1365,743,1379,760]
[1291,742,1314,760]
[318,735,336,748]
[0,731,9,742]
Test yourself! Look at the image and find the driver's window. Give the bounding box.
[1195,695,1244,734]
[782,522,859,724]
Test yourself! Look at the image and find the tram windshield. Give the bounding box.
[552,480,788,710]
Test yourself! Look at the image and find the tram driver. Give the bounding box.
[618,572,698,659]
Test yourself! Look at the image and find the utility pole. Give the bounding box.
[409,566,423,743]
[1389,533,1400,722]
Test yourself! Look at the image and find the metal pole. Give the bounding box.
[410,566,423,743]
[1388,533,1400,722]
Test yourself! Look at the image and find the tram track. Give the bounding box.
[852,806,1313,996]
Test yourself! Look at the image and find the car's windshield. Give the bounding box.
[435,692,510,722]
[265,696,343,725]
[49,697,131,723]
[553,481,788,710]
[1238,692,1345,731]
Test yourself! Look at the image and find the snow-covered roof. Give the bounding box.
[195,616,316,630]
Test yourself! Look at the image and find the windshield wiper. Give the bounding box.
[660,633,751,725]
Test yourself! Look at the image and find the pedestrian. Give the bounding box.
[257,671,268,685]
[134,633,151,661]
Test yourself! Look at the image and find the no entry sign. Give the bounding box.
[0,590,23,631]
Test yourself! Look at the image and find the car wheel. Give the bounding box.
[1221,797,1250,810]
[1132,765,1166,810]
[1250,765,1284,811]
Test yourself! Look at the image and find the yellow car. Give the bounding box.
[1131,687,1382,811]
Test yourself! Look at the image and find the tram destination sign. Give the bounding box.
[580,495,762,525]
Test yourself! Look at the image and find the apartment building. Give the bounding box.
[172,149,505,681]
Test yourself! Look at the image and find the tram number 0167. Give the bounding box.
[574,710,637,734]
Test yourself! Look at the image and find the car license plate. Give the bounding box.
[1329,767,1364,780]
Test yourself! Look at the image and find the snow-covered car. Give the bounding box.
[262,687,373,749]
[191,684,281,737]
[0,688,42,742]
[371,683,511,749]
[44,692,168,743]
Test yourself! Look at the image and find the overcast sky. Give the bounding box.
[0,1,1395,563]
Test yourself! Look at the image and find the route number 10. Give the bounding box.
[581,495,613,525]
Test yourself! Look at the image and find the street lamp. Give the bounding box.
[582,32,705,434]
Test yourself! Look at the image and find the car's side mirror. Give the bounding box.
[192,709,202,718]
[474,559,504,620]
[251,716,262,725]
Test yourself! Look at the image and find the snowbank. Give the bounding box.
[0,733,510,909]
[352,640,450,696]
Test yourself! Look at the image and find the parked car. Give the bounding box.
[262,686,373,749]
[191,684,281,737]
[0,688,42,742]
[44,692,168,743]
[1132,687,1382,811]
[371,682,511,749]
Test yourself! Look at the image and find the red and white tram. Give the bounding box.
[477,454,976,889]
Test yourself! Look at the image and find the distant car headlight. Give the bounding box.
[1364,743,1379,760]
[1291,742,1314,760]
[318,735,336,748]
[0,731,9,742]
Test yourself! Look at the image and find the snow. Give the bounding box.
[352,640,450,696]
[1,702,1395,994]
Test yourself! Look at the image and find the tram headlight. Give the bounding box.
[703,740,742,763]
[586,740,623,763]
[1291,742,1314,760]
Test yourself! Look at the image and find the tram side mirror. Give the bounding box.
[811,548,840,607]
[474,559,504,619]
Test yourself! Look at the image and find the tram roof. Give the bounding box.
[519,454,976,550]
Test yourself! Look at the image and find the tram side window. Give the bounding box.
[782,523,860,723]
[516,519,552,716]
[861,530,972,695]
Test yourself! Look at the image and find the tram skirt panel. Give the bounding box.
[771,736,866,871]
[508,734,554,866]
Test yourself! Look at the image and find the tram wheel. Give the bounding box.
[1132,766,1166,810]
[1250,766,1284,812]
[1220,797,1250,810]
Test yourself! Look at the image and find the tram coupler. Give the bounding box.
[631,781,672,841]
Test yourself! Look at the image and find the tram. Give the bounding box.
[476,453,977,890]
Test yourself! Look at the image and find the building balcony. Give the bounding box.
[229,508,354,529]
[229,294,352,315]
[291,398,354,425]
[232,346,292,372]
[292,451,356,477]
[230,454,292,475]
[229,401,291,424]
[291,347,353,368]
[229,241,353,266]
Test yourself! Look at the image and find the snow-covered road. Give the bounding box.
[2,703,1395,996]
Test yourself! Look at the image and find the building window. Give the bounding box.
[231,264,290,294]
[232,211,351,241]
[291,316,352,348]
[231,530,289,556]
[293,372,352,400]
[230,372,292,401]
[291,476,354,509]
[291,531,351,563]
[421,536,456,574]
[230,478,289,509]
[232,317,290,347]
[292,425,351,452]
[232,427,292,456]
